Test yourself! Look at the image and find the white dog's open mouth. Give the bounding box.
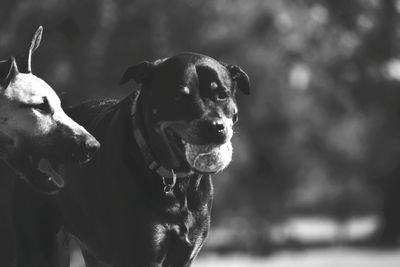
[37,158,65,188]
[24,156,65,189]
[9,155,65,194]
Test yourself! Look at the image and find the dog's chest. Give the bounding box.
[148,179,212,265]
[151,208,205,265]
[152,209,194,248]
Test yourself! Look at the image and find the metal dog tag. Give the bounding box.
[162,169,177,197]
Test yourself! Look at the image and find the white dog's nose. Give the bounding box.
[79,136,100,164]
[85,137,100,155]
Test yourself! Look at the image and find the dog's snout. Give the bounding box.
[211,121,225,133]
[203,119,232,144]
[71,132,100,164]
[76,136,100,164]
[84,137,100,158]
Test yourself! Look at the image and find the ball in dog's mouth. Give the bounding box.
[183,141,232,173]
[37,158,65,188]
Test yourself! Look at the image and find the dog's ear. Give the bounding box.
[16,26,43,73]
[226,64,250,95]
[119,61,155,85]
[0,57,19,88]
[0,59,12,82]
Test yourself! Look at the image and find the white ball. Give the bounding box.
[185,142,232,173]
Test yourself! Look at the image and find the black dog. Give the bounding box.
[18,53,249,266]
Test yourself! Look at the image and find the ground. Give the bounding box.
[194,248,400,267]
[70,216,400,266]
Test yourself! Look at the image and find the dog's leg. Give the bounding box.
[0,162,17,267]
[13,180,61,267]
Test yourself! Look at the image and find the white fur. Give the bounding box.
[0,73,89,153]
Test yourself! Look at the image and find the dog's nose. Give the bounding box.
[206,120,229,144]
[210,121,225,133]
[84,138,100,158]
[75,136,100,164]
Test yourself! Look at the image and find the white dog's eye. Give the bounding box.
[22,97,52,114]
[34,97,51,114]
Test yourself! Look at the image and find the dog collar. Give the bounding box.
[129,91,193,180]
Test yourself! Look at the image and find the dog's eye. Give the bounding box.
[32,97,51,114]
[215,90,230,101]
[211,82,230,101]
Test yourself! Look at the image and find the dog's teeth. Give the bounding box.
[79,156,91,166]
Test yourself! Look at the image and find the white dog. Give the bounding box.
[0,26,100,193]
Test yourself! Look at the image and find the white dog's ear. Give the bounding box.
[16,26,43,73]
[0,57,19,88]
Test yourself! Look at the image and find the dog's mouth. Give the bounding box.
[19,156,65,194]
[36,158,65,188]
[164,128,232,174]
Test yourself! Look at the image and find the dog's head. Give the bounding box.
[121,53,249,174]
[0,27,100,193]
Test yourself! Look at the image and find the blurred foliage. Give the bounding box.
[2,0,400,247]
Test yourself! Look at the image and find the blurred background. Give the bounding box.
[2,0,400,266]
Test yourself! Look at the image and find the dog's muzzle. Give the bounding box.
[163,118,234,174]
